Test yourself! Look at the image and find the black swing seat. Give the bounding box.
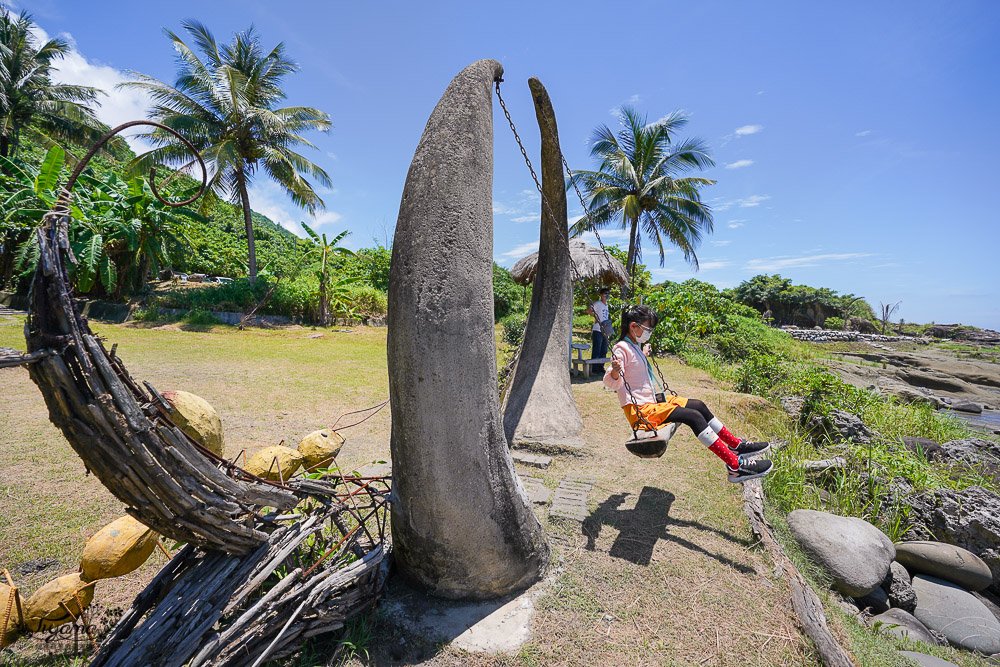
[625,422,679,459]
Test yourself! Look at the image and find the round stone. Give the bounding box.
[871,608,942,646]
[896,541,993,592]
[297,429,344,471]
[245,445,302,482]
[911,574,1000,653]
[162,390,225,456]
[787,509,895,596]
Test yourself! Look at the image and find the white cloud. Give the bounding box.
[511,215,539,224]
[728,223,744,228]
[498,241,539,262]
[738,194,771,207]
[855,130,872,137]
[31,25,153,153]
[710,240,731,246]
[734,125,763,136]
[609,94,642,116]
[698,260,731,270]
[326,152,338,160]
[744,252,874,272]
[725,159,754,169]
[756,90,764,96]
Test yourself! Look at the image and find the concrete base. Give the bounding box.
[510,436,586,456]
[379,576,551,654]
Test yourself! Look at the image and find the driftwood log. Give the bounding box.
[742,480,857,667]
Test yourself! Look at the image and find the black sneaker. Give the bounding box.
[726,457,773,483]
[729,440,770,458]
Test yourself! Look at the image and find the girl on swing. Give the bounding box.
[604,304,774,483]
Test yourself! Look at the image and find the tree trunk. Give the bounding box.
[236,169,257,285]
[318,274,328,326]
[387,59,548,600]
[501,77,585,451]
[0,135,9,160]
[623,213,640,301]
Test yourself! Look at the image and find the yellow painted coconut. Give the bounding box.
[1,582,22,647]
[23,574,95,632]
[245,446,302,481]
[80,516,158,582]
[297,429,345,470]
[161,390,225,456]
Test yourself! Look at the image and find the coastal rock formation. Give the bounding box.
[501,77,584,451]
[387,59,549,599]
[906,486,1000,595]
[883,560,918,613]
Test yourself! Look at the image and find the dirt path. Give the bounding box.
[0,317,812,665]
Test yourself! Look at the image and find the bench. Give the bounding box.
[569,343,610,379]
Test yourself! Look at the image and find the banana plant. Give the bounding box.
[299,223,355,326]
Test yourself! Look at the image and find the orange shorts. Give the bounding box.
[623,396,689,430]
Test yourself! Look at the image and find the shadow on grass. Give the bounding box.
[582,486,756,573]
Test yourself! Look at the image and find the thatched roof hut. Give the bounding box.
[510,240,627,286]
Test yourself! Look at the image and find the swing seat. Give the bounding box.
[625,422,679,459]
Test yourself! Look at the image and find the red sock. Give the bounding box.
[716,426,741,448]
[708,439,740,468]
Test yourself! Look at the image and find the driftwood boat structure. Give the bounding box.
[4,122,391,665]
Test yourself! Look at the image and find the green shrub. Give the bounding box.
[824,316,845,330]
[501,312,527,347]
[346,284,387,316]
[184,308,220,325]
[131,301,162,322]
[732,352,790,395]
[493,263,526,322]
[712,315,800,362]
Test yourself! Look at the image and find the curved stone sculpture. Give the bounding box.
[387,59,549,599]
[502,78,585,451]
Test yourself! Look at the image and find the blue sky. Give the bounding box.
[16,0,1000,329]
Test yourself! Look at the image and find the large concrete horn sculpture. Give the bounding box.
[502,77,586,451]
[387,59,549,599]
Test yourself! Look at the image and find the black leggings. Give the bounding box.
[663,399,715,436]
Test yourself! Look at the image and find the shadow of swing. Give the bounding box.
[582,486,756,573]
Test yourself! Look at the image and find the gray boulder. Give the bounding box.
[896,541,994,592]
[884,560,918,613]
[897,651,957,667]
[911,575,1000,653]
[872,608,942,646]
[906,486,1000,596]
[787,509,895,596]
[902,437,943,461]
[951,399,983,414]
[804,408,874,444]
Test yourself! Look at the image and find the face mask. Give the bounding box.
[636,327,652,344]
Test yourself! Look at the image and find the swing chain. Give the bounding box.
[494,79,581,279]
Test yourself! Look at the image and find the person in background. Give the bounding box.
[586,287,612,374]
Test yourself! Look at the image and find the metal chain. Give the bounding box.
[494,80,582,280]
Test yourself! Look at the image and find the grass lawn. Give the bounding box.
[2,311,982,666]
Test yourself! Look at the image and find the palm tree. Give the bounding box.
[120,21,332,283]
[0,9,107,159]
[570,106,715,297]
